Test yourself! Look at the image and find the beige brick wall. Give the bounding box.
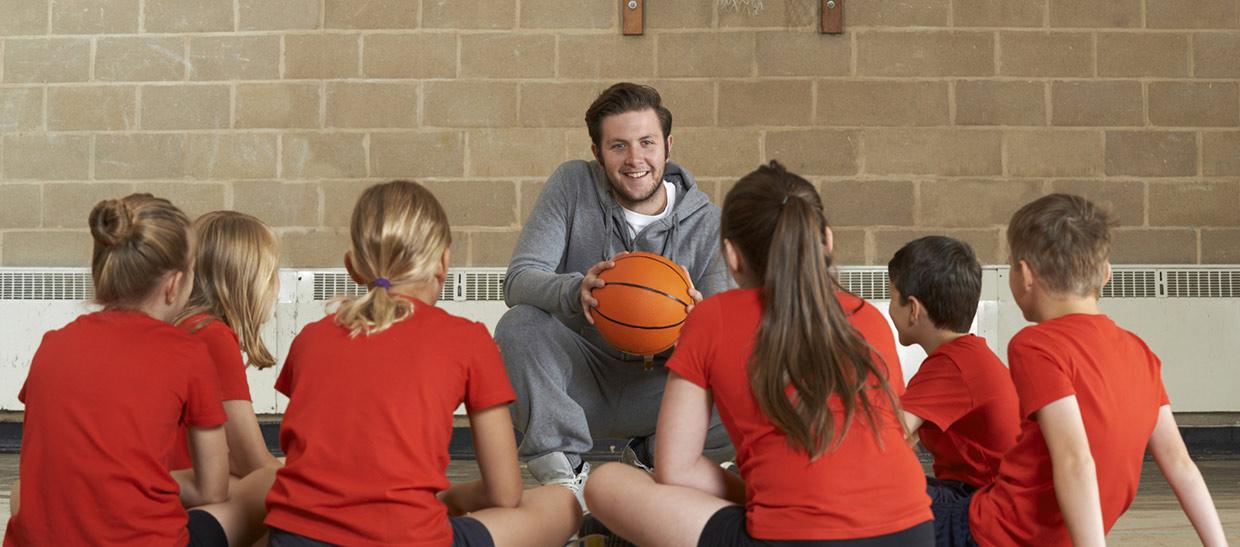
[1,0,1238,268]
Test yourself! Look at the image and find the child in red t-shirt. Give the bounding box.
[263,180,581,547]
[583,162,933,547]
[4,194,248,547]
[934,194,1228,547]
[168,211,284,543]
[887,236,1019,492]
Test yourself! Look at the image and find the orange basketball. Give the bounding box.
[590,252,693,356]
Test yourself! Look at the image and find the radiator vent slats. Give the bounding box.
[1165,270,1240,298]
[4,267,1240,302]
[0,271,93,300]
[838,270,890,300]
[1102,270,1159,298]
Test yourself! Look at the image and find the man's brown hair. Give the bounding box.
[584,82,672,149]
[1007,193,1117,296]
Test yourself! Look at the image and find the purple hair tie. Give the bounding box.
[373,278,392,289]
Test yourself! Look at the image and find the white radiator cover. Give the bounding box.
[1,266,1237,413]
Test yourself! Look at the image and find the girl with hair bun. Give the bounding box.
[264,180,581,547]
[584,162,934,547]
[5,194,260,547]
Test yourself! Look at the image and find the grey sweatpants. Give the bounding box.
[494,305,732,467]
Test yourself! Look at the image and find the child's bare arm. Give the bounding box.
[1148,404,1228,546]
[441,404,523,515]
[653,372,745,504]
[221,400,281,477]
[1037,395,1106,547]
[184,425,230,507]
[900,411,924,448]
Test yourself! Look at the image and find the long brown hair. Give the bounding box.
[335,180,452,337]
[89,193,193,308]
[174,211,279,369]
[721,161,898,458]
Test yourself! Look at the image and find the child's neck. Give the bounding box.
[388,279,442,307]
[1031,293,1102,323]
[918,329,969,355]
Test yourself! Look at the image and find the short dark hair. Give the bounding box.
[887,236,982,333]
[584,83,672,148]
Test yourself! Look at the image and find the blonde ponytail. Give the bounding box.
[335,180,451,337]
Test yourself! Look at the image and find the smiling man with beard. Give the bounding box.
[494,83,732,511]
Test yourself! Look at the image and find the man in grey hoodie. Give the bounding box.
[494,83,731,506]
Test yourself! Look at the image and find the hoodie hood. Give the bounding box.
[587,159,711,263]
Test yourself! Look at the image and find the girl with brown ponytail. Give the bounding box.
[584,162,934,547]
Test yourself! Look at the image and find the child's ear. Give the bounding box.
[163,271,182,305]
[723,239,743,277]
[823,226,834,255]
[907,295,924,325]
[1016,259,1036,292]
[344,251,366,286]
[436,248,451,284]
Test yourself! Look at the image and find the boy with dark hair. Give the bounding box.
[888,236,1019,494]
[932,195,1227,547]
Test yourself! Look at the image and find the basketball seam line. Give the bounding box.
[592,308,687,331]
[602,281,691,307]
[621,254,691,288]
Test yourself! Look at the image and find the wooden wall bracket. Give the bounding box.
[821,0,843,34]
[623,0,645,35]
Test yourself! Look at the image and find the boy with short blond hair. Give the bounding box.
[888,236,1019,493]
[931,194,1227,547]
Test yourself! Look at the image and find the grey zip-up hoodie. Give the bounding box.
[505,159,730,350]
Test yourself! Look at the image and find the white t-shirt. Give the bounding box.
[621,181,676,239]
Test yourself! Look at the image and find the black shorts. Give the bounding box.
[268,517,494,547]
[698,506,934,547]
[926,478,979,547]
[186,510,228,547]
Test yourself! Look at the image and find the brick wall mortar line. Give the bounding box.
[1091,31,1099,77]
[233,0,240,33]
[948,80,956,124]
[992,30,1000,75]
[88,38,96,81]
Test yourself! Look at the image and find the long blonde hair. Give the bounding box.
[721,162,898,458]
[89,194,193,308]
[174,211,279,369]
[336,180,452,337]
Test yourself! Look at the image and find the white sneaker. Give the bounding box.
[527,452,590,512]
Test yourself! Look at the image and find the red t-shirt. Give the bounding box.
[667,289,930,541]
[4,310,226,547]
[170,314,253,470]
[969,314,1169,546]
[264,299,516,546]
[901,334,1019,487]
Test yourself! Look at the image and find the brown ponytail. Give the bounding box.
[88,194,193,308]
[335,180,452,337]
[721,162,898,458]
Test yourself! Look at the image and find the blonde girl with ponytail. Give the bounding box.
[263,180,582,547]
[584,162,934,547]
[7,194,266,547]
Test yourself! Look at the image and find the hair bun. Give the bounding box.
[89,198,135,247]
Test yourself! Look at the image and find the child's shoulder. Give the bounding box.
[1012,313,1120,348]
